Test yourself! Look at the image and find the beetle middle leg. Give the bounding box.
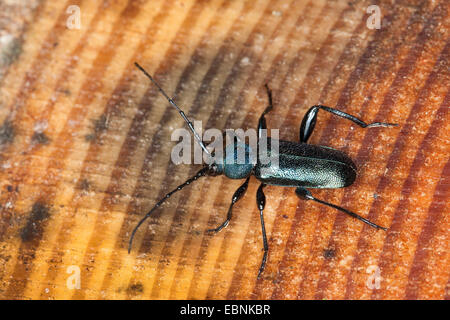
[207,176,250,233]
[295,187,387,230]
[299,105,398,143]
[256,183,269,279]
[254,86,273,278]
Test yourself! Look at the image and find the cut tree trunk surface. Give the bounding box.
[0,0,448,300]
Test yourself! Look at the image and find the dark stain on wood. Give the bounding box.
[0,120,14,145]
[31,131,50,145]
[19,202,50,242]
[85,114,110,142]
[0,36,22,67]
[127,282,144,295]
[78,179,91,191]
[323,249,336,259]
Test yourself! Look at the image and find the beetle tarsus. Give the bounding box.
[206,220,229,233]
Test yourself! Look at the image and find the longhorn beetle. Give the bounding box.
[129,62,397,278]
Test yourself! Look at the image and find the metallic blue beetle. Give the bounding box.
[130,63,397,278]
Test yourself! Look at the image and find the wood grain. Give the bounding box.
[0,0,448,300]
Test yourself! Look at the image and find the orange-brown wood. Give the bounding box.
[0,0,448,300]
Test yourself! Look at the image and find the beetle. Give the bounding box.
[129,62,397,278]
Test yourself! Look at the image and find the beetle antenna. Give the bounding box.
[128,167,208,253]
[134,62,211,157]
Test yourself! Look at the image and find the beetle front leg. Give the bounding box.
[207,176,250,233]
[295,187,387,230]
[299,105,398,143]
[256,183,269,279]
[257,84,274,137]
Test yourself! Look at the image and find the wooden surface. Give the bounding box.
[0,0,448,300]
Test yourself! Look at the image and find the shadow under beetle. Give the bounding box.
[129,62,397,278]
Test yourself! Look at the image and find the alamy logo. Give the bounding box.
[66,265,81,290]
[366,265,381,290]
[170,121,279,170]
[66,5,81,30]
[366,5,381,30]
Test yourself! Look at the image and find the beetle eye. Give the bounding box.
[207,163,219,176]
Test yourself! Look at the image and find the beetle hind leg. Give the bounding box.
[295,187,387,231]
[299,105,398,143]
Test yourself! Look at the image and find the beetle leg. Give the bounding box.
[300,105,398,143]
[295,187,387,231]
[256,183,269,279]
[257,84,274,137]
[257,85,275,167]
[207,176,250,233]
